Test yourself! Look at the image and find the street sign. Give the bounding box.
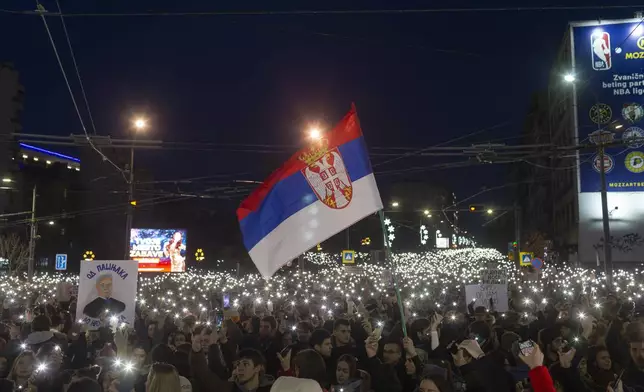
[341,250,355,264]
[55,254,68,271]
[519,252,534,266]
[531,257,544,269]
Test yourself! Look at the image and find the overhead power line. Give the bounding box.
[4,5,644,17]
[34,2,127,181]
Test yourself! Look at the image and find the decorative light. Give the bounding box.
[195,248,205,262]
[83,250,95,261]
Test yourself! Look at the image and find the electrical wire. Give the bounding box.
[54,0,98,136]
[5,5,644,17]
[34,2,127,182]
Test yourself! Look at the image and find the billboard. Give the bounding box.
[130,229,187,272]
[572,20,644,192]
[572,19,644,263]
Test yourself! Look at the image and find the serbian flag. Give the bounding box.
[237,105,383,277]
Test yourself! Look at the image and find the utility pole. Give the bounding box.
[28,185,36,280]
[598,144,613,286]
[514,203,521,267]
[124,147,134,260]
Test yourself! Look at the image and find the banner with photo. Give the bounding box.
[76,260,138,330]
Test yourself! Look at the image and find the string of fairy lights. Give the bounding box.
[3,248,641,325]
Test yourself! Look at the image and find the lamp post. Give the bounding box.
[124,117,147,260]
[564,74,615,285]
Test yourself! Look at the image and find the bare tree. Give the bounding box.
[0,233,29,275]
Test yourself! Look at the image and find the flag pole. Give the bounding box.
[378,210,407,337]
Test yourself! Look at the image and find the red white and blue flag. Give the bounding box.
[237,106,383,277]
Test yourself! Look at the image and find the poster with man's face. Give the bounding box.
[76,260,138,330]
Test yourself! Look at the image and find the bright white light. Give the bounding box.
[634,24,644,35]
[33,157,39,162]
[36,364,47,372]
[423,210,430,215]
[48,221,55,225]
[46,160,52,165]
[564,74,576,83]
[133,118,147,130]
[487,209,493,214]
[308,127,322,140]
[1,178,11,183]
[578,312,586,320]
[391,201,400,208]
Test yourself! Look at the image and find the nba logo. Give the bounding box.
[591,31,611,70]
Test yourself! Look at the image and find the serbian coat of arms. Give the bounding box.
[299,142,353,209]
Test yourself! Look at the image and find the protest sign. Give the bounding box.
[56,282,75,302]
[76,260,138,330]
[465,283,509,312]
[480,263,507,285]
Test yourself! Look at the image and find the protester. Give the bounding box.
[2,249,644,392]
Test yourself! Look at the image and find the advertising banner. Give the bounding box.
[130,228,187,272]
[572,20,644,263]
[76,260,138,330]
[572,21,644,192]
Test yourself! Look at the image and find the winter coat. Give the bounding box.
[189,349,274,392]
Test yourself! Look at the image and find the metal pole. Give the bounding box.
[346,227,350,249]
[28,185,36,280]
[514,203,521,267]
[598,145,613,286]
[124,147,134,260]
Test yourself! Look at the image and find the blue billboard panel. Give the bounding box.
[573,21,644,192]
[130,228,187,272]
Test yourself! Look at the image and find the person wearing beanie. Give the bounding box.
[270,376,322,392]
[24,315,67,354]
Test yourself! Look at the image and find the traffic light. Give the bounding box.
[469,204,484,212]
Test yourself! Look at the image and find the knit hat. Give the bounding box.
[270,377,322,392]
[500,331,521,353]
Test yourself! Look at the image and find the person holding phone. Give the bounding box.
[518,342,557,392]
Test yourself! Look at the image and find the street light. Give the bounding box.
[564,74,576,83]
[48,221,55,225]
[125,116,148,259]
[487,209,494,215]
[1,178,11,183]
[133,118,147,130]
[391,201,400,208]
[308,127,322,141]
[423,210,430,216]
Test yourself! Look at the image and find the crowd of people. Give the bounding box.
[0,248,641,392]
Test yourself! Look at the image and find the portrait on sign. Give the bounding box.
[76,260,138,330]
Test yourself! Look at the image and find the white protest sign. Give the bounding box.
[56,282,74,302]
[480,263,507,285]
[76,260,138,330]
[465,283,509,312]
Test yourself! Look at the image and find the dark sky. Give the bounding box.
[2,0,642,210]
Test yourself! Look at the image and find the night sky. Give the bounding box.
[2,0,642,221]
